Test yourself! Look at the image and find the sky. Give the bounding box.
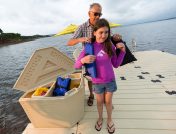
[0,0,176,35]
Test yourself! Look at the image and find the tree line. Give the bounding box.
[0,28,50,45]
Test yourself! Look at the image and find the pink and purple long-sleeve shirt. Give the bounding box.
[74,42,126,84]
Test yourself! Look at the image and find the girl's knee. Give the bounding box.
[97,100,104,106]
[105,100,112,105]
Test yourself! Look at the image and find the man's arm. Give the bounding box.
[67,37,91,46]
[67,25,82,46]
[67,38,80,46]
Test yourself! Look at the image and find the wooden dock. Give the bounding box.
[23,50,176,134]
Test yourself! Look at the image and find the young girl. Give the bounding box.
[74,18,126,134]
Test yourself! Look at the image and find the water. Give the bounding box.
[0,19,176,134]
[112,19,176,54]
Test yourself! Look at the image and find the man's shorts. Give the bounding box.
[93,80,117,94]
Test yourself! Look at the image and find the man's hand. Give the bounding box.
[116,42,126,52]
[112,34,122,42]
[81,55,96,64]
[79,37,91,43]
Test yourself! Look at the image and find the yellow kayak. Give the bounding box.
[54,22,121,36]
[54,24,78,36]
[109,22,121,28]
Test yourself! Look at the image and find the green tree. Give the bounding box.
[0,28,3,34]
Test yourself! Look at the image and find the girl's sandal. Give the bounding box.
[107,122,115,134]
[95,119,103,131]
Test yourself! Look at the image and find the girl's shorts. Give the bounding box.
[93,80,117,94]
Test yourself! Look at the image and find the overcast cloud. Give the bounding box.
[0,0,176,35]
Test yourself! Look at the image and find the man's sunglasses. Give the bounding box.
[90,11,102,17]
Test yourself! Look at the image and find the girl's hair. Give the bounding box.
[92,18,114,57]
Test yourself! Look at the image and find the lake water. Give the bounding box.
[0,19,176,134]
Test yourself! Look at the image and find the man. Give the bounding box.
[67,3,124,106]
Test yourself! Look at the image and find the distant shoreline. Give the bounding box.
[123,17,176,26]
[0,33,51,46]
[0,38,35,46]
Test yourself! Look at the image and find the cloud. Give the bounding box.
[102,0,176,24]
[0,0,175,35]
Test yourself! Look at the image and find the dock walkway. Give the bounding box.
[23,50,176,134]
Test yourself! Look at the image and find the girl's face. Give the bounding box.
[93,26,109,43]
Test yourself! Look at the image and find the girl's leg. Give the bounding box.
[104,92,113,123]
[95,93,104,121]
[105,92,116,133]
